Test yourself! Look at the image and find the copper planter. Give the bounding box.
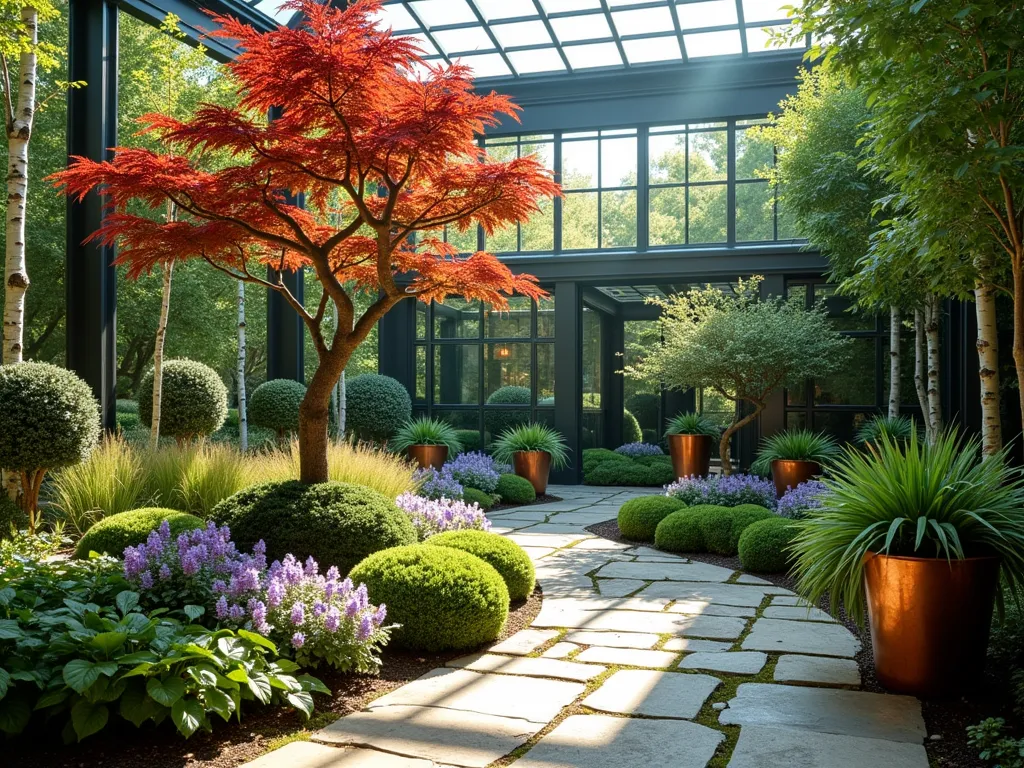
[406,444,448,471]
[863,551,1001,696]
[513,450,551,496]
[771,459,820,498]
[667,434,712,479]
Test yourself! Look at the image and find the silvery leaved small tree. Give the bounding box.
[626,276,851,473]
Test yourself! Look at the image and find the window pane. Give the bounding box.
[522,140,554,169]
[563,192,599,249]
[601,136,638,187]
[813,410,874,445]
[485,297,532,338]
[415,303,427,340]
[486,142,518,162]
[433,409,479,432]
[486,222,518,253]
[522,197,555,251]
[562,139,599,189]
[537,296,556,337]
[815,337,876,406]
[649,133,687,184]
[735,128,774,180]
[777,192,801,239]
[582,307,602,410]
[785,410,807,430]
[735,182,774,242]
[433,345,480,404]
[602,189,637,247]
[415,346,426,403]
[687,184,727,243]
[649,186,686,246]
[434,298,480,338]
[446,224,478,253]
[688,131,727,182]
[484,342,531,399]
[537,343,555,405]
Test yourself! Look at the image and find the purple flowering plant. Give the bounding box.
[446,451,502,494]
[665,473,777,509]
[396,492,492,540]
[776,480,831,519]
[614,442,664,458]
[414,466,465,500]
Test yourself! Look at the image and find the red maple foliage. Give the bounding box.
[53,0,560,482]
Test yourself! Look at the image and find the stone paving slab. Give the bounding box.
[537,595,673,613]
[563,630,661,648]
[669,600,757,618]
[582,669,720,719]
[506,533,593,549]
[733,574,773,585]
[774,655,862,688]
[762,605,837,623]
[315,705,540,768]
[487,629,560,656]
[574,646,679,668]
[533,606,746,639]
[595,578,648,596]
[245,742,452,767]
[541,642,579,658]
[679,651,767,675]
[487,510,551,521]
[445,653,605,682]
[727,725,930,768]
[719,684,927,743]
[365,668,584,723]
[741,618,860,658]
[640,581,781,606]
[661,637,733,653]
[571,538,633,551]
[772,595,814,607]
[512,714,724,768]
[597,560,736,583]
[521,546,557,560]
[519,524,596,534]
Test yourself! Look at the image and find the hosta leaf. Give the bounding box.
[285,690,314,719]
[0,588,15,607]
[0,619,23,641]
[0,668,9,698]
[118,680,150,728]
[0,694,32,734]
[71,700,109,741]
[202,686,235,722]
[217,636,246,661]
[245,671,272,704]
[296,674,331,696]
[146,676,185,707]
[90,632,128,656]
[115,591,140,617]
[238,629,277,653]
[171,697,205,738]
[34,687,70,710]
[271,658,301,674]
[187,664,218,687]
[183,605,205,622]
[63,660,102,694]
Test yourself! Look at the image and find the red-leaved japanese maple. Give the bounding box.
[53,0,559,483]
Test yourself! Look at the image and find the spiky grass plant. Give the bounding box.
[492,423,570,469]
[750,429,841,477]
[176,443,253,517]
[855,414,918,447]
[791,429,1024,627]
[390,417,463,453]
[665,412,721,438]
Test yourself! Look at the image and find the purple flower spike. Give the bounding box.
[291,632,305,649]
[290,601,306,626]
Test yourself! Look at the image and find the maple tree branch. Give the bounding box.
[320,215,365,259]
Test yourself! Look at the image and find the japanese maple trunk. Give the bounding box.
[297,348,349,484]
[718,402,764,476]
[975,277,1002,456]
[888,305,901,418]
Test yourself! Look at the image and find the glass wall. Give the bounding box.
[624,320,663,444]
[581,307,603,449]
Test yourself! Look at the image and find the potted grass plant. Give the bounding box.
[492,423,570,495]
[791,430,1024,696]
[390,417,462,470]
[855,414,917,450]
[751,428,840,497]
[664,412,721,479]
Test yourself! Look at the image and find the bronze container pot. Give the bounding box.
[863,551,1001,696]
[667,434,712,479]
[771,459,820,498]
[513,450,551,496]
[406,444,448,471]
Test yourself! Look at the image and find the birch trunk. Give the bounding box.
[974,278,1002,456]
[913,309,929,423]
[3,7,39,364]
[149,258,173,450]
[924,295,942,443]
[888,305,901,419]
[237,280,248,452]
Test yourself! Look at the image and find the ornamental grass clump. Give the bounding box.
[750,428,842,477]
[614,442,664,458]
[390,417,462,454]
[492,423,570,468]
[446,450,503,493]
[776,480,831,519]
[665,412,721,437]
[791,430,1024,627]
[395,492,491,540]
[856,414,918,447]
[665,473,776,509]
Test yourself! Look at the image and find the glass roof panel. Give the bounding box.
[742,0,791,23]
[397,32,440,57]
[564,41,623,69]
[454,53,514,78]
[508,47,567,73]
[684,29,743,57]
[369,3,418,33]
[550,13,613,43]
[611,7,674,36]
[622,36,683,63]
[432,26,494,55]
[252,0,302,25]
[541,0,603,12]
[474,0,538,20]
[408,0,477,26]
[746,24,802,51]
[676,0,738,29]
[492,20,552,48]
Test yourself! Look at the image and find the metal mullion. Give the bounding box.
[464,0,519,76]
[598,0,629,67]
[734,0,748,55]
[638,125,649,252]
[667,0,689,64]
[684,128,690,244]
[727,120,736,245]
[399,0,450,65]
[597,136,604,249]
[529,0,573,73]
[445,47,501,58]
[554,131,563,254]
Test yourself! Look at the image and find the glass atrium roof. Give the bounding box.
[370,0,806,80]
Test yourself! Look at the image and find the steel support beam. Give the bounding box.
[552,282,582,484]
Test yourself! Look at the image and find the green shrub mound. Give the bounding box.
[484,385,531,439]
[0,361,101,473]
[248,379,307,438]
[430,530,535,601]
[617,496,686,542]
[0,494,27,539]
[626,393,660,429]
[454,429,484,454]
[582,448,629,473]
[345,374,411,442]
[495,473,536,505]
[211,480,417,573]
[699,504,776,556]
[350,544,509,651]
[738,517,798,573]
[462,487,494,509]
[654,505,727,553]
[586,457,674,487]
[138,359,229,441]
[75,507,204,558]
[623,409,643,443]
[116,399,139,415]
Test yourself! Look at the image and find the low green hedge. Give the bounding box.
[699,504,776,556]
[654,506,722,553]
[582,448,628,474]
[738,517,799,573]
[349,545,509,651]
[585,457,674,487]
[75,508,204,558]
[462,487,494,510]
[617,496,686,542]
[430,530,535,601]
[495,473,536,505]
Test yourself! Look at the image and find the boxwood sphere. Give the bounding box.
[350,545,509,651]
[75,507,204,559]
[739,517,798,573]
[654,505,726,553]
[211,480,417,573]
[618,495,686,542]
[462,487,494,510]
[622,408,643,443]
[586,459,673,487]
[138,359,228,441]
[699,504,776,556]
[430,530,535,601]
[346,374,412,442]
[484,385,531,439]
[249,379,306,437]
[495,473,536,505]
[0,362,101,474]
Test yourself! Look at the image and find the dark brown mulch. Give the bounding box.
[7,589,543,768]
[488,493,561,514]
[587,518,1009,768]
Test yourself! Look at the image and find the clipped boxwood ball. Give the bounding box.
[430,530,535,601]
[586,459,672,487]
[346,374,411,443]
[654,505,725,553]
[739,517,798,573]
[495,473,536,505]
[618,495,686,542]
[248,379,306,438]
[0,362,100,474]
[138,359,228,441]
[484,385,531,439]
[582,448,628,473]
[700,504,776,556]
[350,544,509,651]
[623,408,643,443]
[211,480,417,574]
[75,507,204,559]
[462,487,494,510]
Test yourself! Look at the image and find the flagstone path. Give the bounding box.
[244,485,930,768]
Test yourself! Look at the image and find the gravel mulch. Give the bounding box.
[8,589,543,768]
[586,518,1010,768]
